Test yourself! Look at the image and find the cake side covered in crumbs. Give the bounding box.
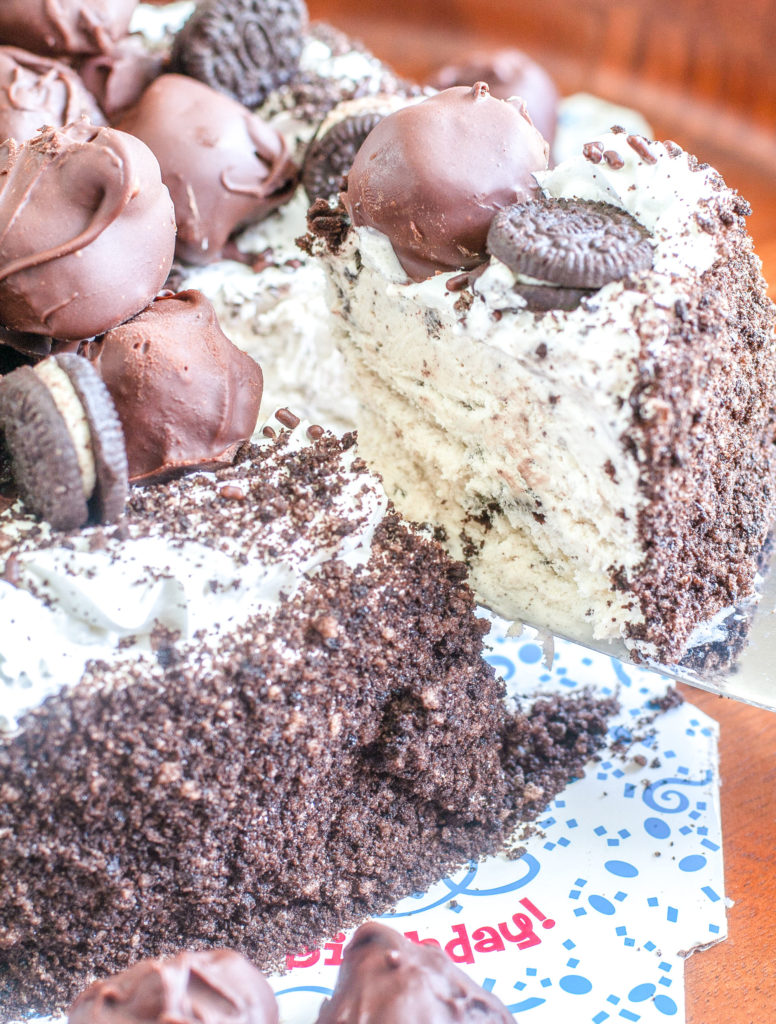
[314,93,776,666]
[0,431,615,1019]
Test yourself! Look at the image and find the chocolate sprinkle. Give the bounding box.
[582,140,603,163]
[627,134,658,164]
[275,407,301,428]
[603,149,625,169]
[171,0,307,107]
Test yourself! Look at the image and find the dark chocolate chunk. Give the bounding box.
[0,355,127,530]
[171,0,308,108]
[487,197,654,289]
[68,949,279,1024]
[315,922,513,1024]
[302,111,384,201]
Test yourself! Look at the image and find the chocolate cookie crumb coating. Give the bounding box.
[0,120,175,341]
[0,47,104,143]
[68,950,278,1024]
[87,290,262,482]
[117,75,297,265]
[0,0,137,59]
[316,923,513,1024]
[344,84,548,281]
[428,47,559,146]
[172,0,307,108]
[0,425,618,1016]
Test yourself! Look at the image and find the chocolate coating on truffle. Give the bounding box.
[117,74,297,265]
[79,37,167,120]
[315,923,513,1024]
[0,46,105,144]
[87,289,262,482]
[0,119,176,340]
[0,1,137,59]
[68,949,278,1024]
[428,48,558,145]
[344,84,548,281]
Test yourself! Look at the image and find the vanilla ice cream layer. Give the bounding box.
[322,134,723,644]
[0,429,386,731]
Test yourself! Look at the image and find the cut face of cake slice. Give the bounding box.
[313,89,776,666]
[0,426,615,1020]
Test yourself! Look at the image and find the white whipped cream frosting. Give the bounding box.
[536,133,720,275]
[323,131,726,647]
[0,426,387,732]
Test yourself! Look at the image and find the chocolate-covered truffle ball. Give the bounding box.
[79,37,167,120]
[87,289,262,482]
[0,1,137,59]
[0,119,175,340]
[0,47,105,144]
[68,948,278,1024]
[428,48,559,146]
[315,923,513,1024]
[117,74,297,265]
[344,83,549,281]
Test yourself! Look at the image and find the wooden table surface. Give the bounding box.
[307,4,776,1019]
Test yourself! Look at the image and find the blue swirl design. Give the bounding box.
[485,654,516,681]
[379,855,541,918]
[275,985,334,998]
[642,770,712,814]
[506,996,546,1013]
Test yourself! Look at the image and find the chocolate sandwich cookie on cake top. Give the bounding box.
[310,83,776,666]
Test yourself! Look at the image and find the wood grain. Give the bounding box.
[307,4,776,1018]
[677,687,776,1024]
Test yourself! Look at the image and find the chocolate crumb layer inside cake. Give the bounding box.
[313,90,776,665]
[0,430,615,1019]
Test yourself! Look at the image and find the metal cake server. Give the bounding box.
[522,568,776,712]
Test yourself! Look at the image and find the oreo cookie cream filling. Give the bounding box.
[315,113,776,665]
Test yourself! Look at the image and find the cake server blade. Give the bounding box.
[511,568,776,712]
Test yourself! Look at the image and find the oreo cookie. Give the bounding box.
[0,354,128,530]
[302,111,384,202]
[172,0,307,108]
[487,197,654,290]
